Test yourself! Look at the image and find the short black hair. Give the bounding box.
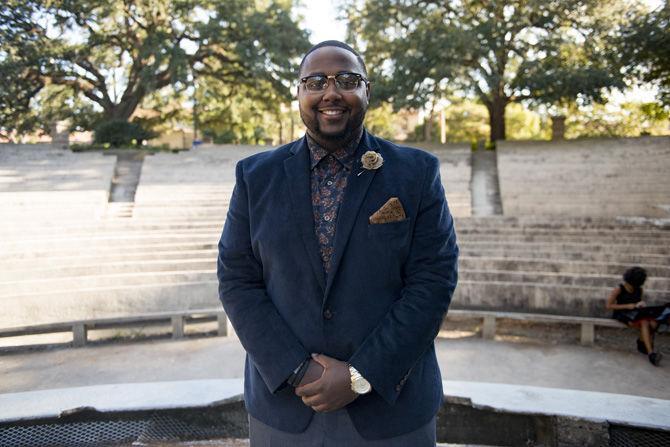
[298,40,368,77]
[623,266,647,288]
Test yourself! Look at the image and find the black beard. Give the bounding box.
[302,108,367,150]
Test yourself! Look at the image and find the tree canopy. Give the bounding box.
[0,0,310,137]
[346,0,628,141]
[619,2,670,106]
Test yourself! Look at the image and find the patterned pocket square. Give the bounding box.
[369,197,406,224]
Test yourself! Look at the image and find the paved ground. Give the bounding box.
[2,331,668,400]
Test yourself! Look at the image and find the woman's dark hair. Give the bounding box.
[623,266,647,288]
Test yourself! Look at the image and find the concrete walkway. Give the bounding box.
[2,335,668,400]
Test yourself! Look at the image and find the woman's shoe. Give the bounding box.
[648,352,662,366]
[636,339,648,354]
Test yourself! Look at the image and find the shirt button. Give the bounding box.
[323,309,333,320]
[324,215,331,221]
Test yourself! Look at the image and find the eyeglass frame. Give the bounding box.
[298,72,370,93]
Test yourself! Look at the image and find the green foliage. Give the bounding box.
[1,0,310,136]
[566,102,670,138]
[408,100,549,144]
[346,0,627,141]
[364,103,404,140]
[505,103,551,141]
[619,4,670,106]
[196,80,278,145]
[441,101,490,144]
[94,120,157,147]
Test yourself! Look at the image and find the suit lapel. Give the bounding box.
[284,138,326,292]
[324,132,380,299]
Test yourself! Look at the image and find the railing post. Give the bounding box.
[217,312,227,336]
[72,323,87,347]
[580,323,594,346]
[172,315,184,339]
[482,315,496,340]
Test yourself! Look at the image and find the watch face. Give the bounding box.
[353,378,371,394]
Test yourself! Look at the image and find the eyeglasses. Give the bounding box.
[299,72,368,93]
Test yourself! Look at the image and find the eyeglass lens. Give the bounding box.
[303,73,362,92]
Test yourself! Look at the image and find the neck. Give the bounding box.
[307,126,364,153]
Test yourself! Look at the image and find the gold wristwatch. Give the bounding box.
[348,364,372,395]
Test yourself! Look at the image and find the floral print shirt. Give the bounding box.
[306,134,361,275]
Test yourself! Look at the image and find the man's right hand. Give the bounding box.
[297,359,325,387]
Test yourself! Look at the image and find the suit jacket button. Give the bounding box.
[323,309,333,320]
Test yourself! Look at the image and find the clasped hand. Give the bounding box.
[294,353,358,413]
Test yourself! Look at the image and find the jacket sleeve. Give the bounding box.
[217,160,309,393]
[347,155,459,405]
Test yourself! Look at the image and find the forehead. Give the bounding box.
[301,46,363,77]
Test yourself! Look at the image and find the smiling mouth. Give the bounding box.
[319,109,346,117]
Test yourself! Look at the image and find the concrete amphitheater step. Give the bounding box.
[1,244,217,262]
[455,215,670,228]
[0,221,225,234]
[458,256,670,277]
[455,224,670,236]
[503,205,670,218]
[459,241,670,255]
[457,232,670,244]
[456,223,670,234]
[463,248,670,265]
[1,227,221,242]
[7,243,667,265]
[452,281,668,317]
[132,209,229,218]
[0,271,215,295]
[1,234,218,253]
[0,250,218,271]
[459,232,670,245]
[460,269,670,290]
[0,258,214,281]
[0,281,219,328]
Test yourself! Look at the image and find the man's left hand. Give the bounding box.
[294,353,358,412]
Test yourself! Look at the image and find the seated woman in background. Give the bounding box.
[606,266,668,366]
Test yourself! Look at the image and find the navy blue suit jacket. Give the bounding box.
[217,130,459,440]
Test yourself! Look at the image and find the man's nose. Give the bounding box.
[322,79,342,100]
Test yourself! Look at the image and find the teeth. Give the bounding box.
[321,110,343,115]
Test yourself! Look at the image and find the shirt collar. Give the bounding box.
[306,131,362,171]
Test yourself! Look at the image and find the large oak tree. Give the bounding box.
[346,0,627,141]
[0,0,310,135]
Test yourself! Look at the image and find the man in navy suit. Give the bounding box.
[217,40,459,446]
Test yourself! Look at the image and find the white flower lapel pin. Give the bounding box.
[358,150,383,176]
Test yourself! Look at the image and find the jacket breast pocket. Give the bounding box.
[367,217,411,240]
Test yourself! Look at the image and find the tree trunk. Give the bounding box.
[423,111,433,142]
[487,96,507,142]
[103,90,144,122]
[551,115,566,140]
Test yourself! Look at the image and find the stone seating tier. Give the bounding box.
[497,136,670,218]
[1,143,669,334]
[2,255,669,282]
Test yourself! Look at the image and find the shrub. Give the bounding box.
[94,119,157,147]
